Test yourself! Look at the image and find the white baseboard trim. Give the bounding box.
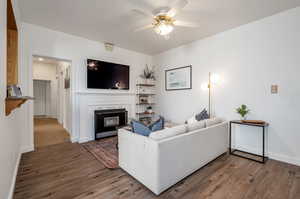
[269,152,300,166]
[233,146,300,166]
[7,151,21,199]
[71,136,78,143]
[78,137,92,143]
[21,145,34,154]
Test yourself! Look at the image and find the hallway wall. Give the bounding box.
[0,0,23,198]
[33,62,58,118]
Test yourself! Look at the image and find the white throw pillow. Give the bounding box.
[186,115,197,124]
[187,120,205,132]
[205,117,223,127]
[149,125,187,141]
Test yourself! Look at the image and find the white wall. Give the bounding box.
[33,62,58,118]
[154,7,300,166]
[20,23,152,147]
[0,0,23,198]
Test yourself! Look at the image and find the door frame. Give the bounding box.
[29,55,75,150]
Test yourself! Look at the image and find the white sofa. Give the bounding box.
[118,121,228,195]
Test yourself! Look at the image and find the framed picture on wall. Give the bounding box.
[165,65,192,91]
[65,67,70,89]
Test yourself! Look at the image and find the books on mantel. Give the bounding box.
[241,120,266,125]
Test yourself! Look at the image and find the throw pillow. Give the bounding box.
[149,116,164,132]
[131,116,165,136]
[195,109,209,121]
[187,120,206,132]
[186,115,197,124]
[205,117,223,127]
[149,125,187,141]
[131,120,152,136]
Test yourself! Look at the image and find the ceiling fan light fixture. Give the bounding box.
[154,23,174,35]
[153,16,174,36]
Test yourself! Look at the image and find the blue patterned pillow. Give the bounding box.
[149,117,164,132]
[131,117,164,136]
[131,120,152,136]
[195,109,209,121]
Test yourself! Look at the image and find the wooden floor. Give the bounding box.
[34,118,70,148]
[14,142,300,199]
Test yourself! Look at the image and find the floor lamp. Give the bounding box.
[202,72,220,118]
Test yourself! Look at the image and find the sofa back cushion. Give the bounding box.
[187,120,206,132]
[149,125,187,141]
[205,117,223,127]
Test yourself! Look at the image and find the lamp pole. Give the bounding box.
[208,72,211,118]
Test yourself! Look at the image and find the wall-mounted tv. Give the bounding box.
[87,59,129,90]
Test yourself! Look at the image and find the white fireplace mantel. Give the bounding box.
[76,92,135,143]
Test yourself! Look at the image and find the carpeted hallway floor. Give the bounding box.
[34,118,70,148]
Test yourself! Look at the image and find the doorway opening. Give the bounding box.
[32,55,72,148]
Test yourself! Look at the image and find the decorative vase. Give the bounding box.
[241,116,247,122]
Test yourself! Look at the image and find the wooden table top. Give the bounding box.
[230,120,269,127]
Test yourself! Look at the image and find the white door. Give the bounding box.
[33,80,48,116]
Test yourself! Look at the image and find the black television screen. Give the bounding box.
[87,59,129,90]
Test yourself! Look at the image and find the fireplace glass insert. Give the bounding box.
[94,109,128,139]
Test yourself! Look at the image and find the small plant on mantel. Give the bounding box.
[236,104,250,120]
[140,65,155,84]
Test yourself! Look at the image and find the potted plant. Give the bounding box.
[236,104,250,120]
[140,64,155,84]
[146,106,153,114]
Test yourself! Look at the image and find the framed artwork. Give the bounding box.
[165,65,192,91]
[64,67,70,89]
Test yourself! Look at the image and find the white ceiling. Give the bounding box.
[19,0,300,55]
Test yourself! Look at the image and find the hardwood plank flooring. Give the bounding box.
[34,118,70,148]
[14,142,300,199]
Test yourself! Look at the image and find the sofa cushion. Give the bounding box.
[205,117,223,127]
[187,120,206,132]
[131,120,152,136]
[149,125,187,141]
[195,109,209,121]
[186,115,197,124]
[148,116,164,132]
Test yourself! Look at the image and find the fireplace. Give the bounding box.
[94,109,128,139]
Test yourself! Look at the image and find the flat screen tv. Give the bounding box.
[87,59,129,90]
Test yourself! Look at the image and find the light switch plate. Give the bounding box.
[271,85,278,94]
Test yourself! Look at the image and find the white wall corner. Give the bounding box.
[7,151,21,199]
[21,145,34,154]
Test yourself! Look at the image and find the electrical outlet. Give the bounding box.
[271,85,278,94]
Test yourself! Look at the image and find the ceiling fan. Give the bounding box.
[132,0,199,39]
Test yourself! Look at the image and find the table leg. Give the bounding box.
[229,122,232,154]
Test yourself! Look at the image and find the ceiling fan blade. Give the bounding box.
[174,20,199,27]
[131,9,154,18]
[167,0,188,17]
[134,24,153,32]
[164,35,170,40]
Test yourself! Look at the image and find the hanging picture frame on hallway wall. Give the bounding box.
[165,65,192,91]
[65,67,70,89]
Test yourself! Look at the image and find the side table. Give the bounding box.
[229,120,269,163]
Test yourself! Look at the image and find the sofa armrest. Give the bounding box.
[118,129,160,193]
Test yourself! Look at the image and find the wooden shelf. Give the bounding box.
[136,93,155,96]
[5,96,34,116]
[136,84,155,87]
[136,112,155,115]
